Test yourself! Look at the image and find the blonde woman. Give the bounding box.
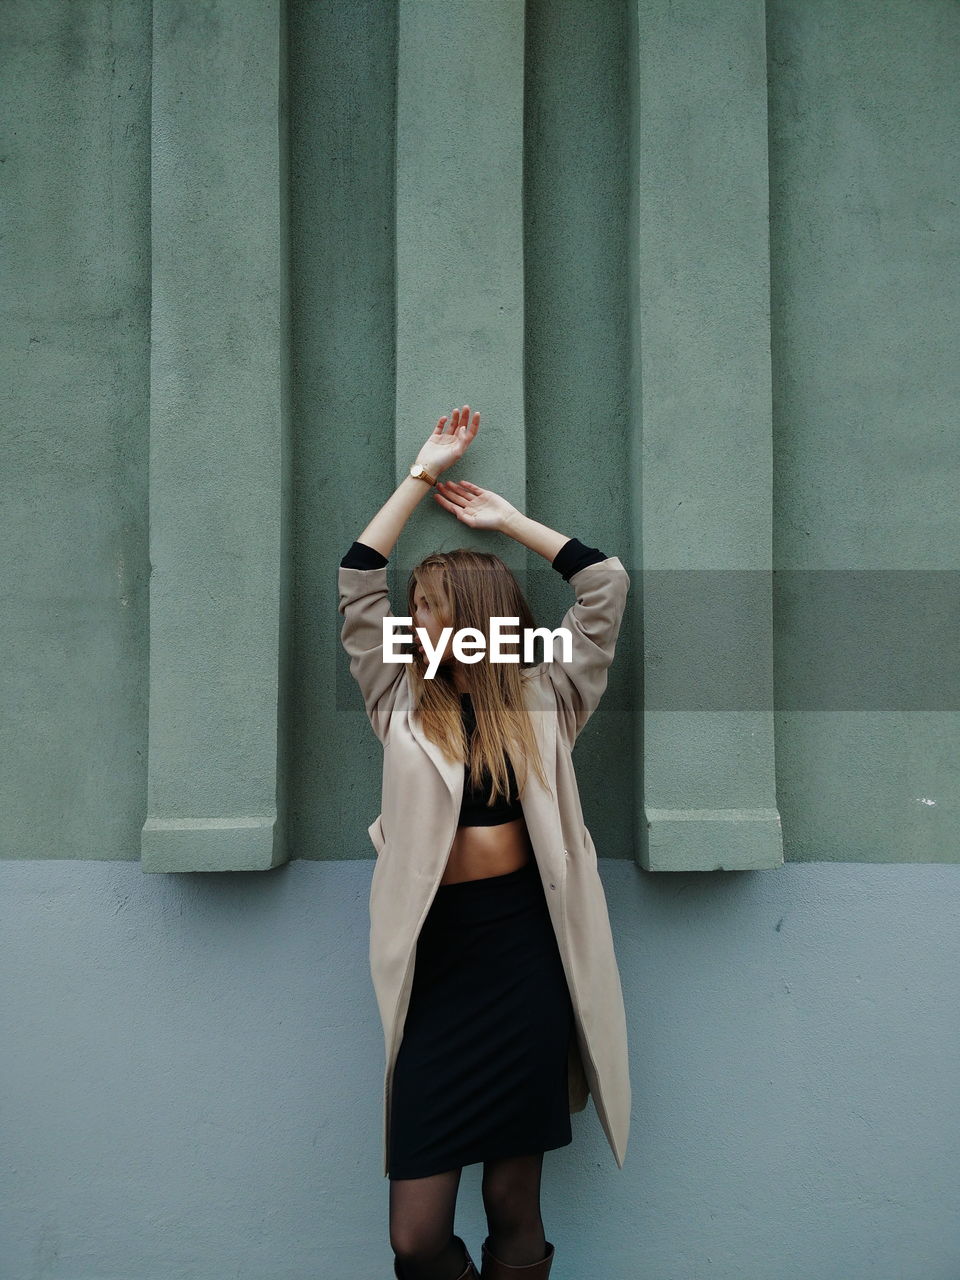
[338,406,631,1280]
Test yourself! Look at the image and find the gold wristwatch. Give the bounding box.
[409,462,438,486]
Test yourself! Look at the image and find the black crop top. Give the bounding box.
[457,692,524,827]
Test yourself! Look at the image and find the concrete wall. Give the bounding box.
[2,0,959,1276]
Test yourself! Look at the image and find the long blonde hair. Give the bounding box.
[406,548,551,805]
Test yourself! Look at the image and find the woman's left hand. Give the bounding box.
[415,405,480,477]
[432,479,518,532]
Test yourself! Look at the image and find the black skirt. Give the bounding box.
[388,858,575,1180]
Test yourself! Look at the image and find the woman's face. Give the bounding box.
[412,583,453,666]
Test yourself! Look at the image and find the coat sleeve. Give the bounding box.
[545,554,631,743]
[337,558,407,744]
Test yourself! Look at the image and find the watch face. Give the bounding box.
[412,465,422,476]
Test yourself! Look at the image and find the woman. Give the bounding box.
[338,405,631,1280]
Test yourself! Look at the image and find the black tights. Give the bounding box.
[389,1151,546,1279]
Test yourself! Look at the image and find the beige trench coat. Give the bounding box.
[338,554,631,1177]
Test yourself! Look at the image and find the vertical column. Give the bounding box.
[628,0,783,870]
[394,0,526,575]
[142,1,289,871]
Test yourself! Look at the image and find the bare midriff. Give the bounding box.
[439,816,534,885]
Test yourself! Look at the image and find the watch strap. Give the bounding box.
[410,462,438,486]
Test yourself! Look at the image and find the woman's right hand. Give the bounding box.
[431,479,519,532]
[415,404,480,477]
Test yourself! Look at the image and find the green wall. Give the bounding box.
[768,0,960,861]
[0,0,152,862]
[1,0,957,865]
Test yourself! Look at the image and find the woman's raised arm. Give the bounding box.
[354,405,480,558]
[498,508,569,563]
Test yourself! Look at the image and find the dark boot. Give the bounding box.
[479,1237,555,1279]
[394,1235,479,1279]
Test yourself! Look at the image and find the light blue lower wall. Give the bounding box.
[2,859,958,1280]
